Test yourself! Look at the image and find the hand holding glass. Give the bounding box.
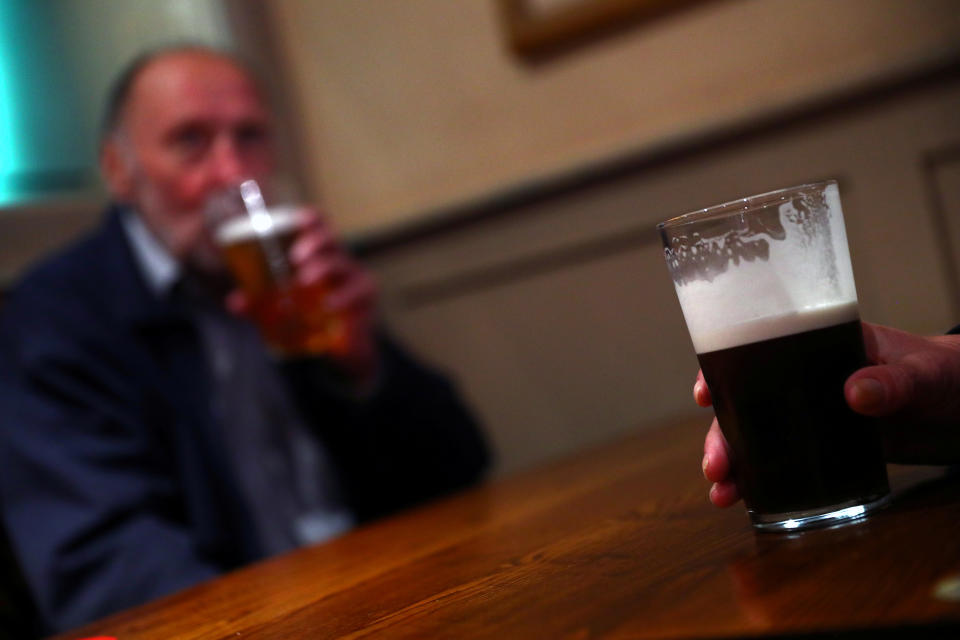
[206,179,348,357]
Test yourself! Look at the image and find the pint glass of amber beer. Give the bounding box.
[206,179,348,357]
[658,180,889,532]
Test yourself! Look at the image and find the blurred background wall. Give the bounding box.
[2,0,959,474]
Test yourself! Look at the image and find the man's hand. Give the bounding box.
[696,321,960,507]
[227,207,380,386]
[695,373,741,508]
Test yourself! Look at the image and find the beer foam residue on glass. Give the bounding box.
[215,205,303,246]
[691,300,860,354]
[670,183,860,352]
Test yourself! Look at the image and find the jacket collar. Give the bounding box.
[96,204,193,332]
[120,209,181,299]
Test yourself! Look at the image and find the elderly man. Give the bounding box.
[0,46,489,632]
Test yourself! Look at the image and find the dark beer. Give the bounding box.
[216,209,348,357]
[697,308,889,519]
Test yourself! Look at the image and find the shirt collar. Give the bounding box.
[120,208,181,298]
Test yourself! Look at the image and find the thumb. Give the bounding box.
[845,352,960,421]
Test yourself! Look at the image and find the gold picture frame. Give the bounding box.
[498,0,705,59]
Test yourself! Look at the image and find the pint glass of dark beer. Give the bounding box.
[206,179,348,357]
[658,180,889,532]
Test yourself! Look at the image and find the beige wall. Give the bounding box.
[366,77,960,474]
[267,0,960,236]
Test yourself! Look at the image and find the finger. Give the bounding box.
[702,417,731,483]
[297,254,351,287]
[290,226,339,265]
[325,271,378,312]
[295,255,379,315]
[846,350,960,420]
[844,367,894,416]
[291,205,329,229]
[709,480,740,508]
[693,369,712,407]
[861,321,934,364]
[860,321,882,364]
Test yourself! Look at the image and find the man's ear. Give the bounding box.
[100,137,135,202]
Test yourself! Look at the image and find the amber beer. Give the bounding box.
[215,207,348,357]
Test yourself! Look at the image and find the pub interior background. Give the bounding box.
[1,0,960,476]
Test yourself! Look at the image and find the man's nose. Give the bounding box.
[210,136,246,186]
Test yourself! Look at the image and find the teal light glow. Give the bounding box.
[0,1,28,205]
[0,1,88,207]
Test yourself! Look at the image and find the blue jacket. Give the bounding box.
[0,208,489,632]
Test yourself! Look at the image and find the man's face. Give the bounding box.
[103,52,276,271]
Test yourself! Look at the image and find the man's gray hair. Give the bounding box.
[99,43,257,143]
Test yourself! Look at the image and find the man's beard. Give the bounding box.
[133,201,235,297]
[183,232,227,275]
[134,186,223,272]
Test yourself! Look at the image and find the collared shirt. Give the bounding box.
[120,210,353,554]
[120,207,181,297]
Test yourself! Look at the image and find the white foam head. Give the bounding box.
[215,205,302,246]
[690,301,859,353]
[662,182,860,353]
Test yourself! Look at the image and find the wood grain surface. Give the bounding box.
[52,415,960,639]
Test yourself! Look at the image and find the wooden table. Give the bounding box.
[54,416,960,639]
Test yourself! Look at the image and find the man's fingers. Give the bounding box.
[846,350,960,421]
[861,321,938,364]
[845,367,899,416]
[325,271,378,313]
[293,205,329,230]
[709,480,740,508]
[290,228,338,265]
[693,369,712,407]
[703,418,731,484]
[704,417,741,507]
[296,251,357,288]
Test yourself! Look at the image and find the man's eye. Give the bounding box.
[236,124,269,147]
[173,127,210,153]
